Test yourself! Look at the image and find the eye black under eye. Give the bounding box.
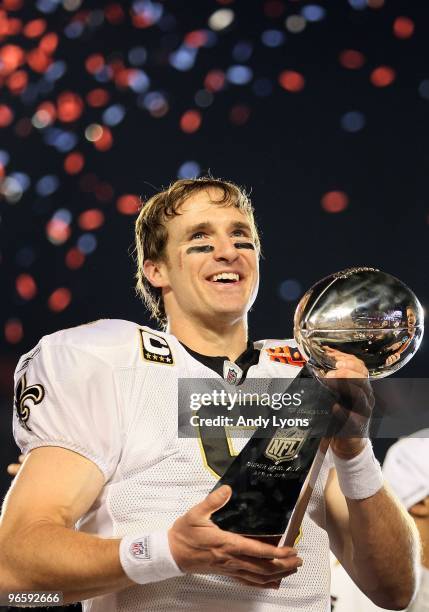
[234,242,255,250]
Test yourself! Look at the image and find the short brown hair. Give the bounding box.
[134,177,260,326]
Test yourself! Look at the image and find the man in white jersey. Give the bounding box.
[0,178,420,612]
[331,433,429,611]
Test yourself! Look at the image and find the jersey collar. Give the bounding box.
[180,341,260,381]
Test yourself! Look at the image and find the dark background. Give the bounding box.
[0,0,428,608]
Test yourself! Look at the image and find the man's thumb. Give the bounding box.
[199,485,232,517]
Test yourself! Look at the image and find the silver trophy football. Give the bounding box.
[294,266,423,377]
[212,267,424,542]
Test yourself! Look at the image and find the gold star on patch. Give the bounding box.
[159,356,165,362]
[153,355,158,360]
[145,352,151,359]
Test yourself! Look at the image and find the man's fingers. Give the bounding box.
[227,535,298,561]
[191,485,232,520]
[234,567,300,585]
[226,554,302,576]
[234,577,282,589]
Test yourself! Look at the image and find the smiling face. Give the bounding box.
[146,188,260,329]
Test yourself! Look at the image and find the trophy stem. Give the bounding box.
[281,437,331,547]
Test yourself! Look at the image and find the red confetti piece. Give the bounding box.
[264,0,285,18]
[117,194,140,215]
[64,151,85,174]
[86,88,110,107]
[0,104,14,127]
[39,32,59,54]
[278,70,305,92]
[93,126,113,151]
[37,100,57,122]
[95,182,114,202]
[393,17,414,40]
[229,104,251,125]
[16,273,37,300]
[321,191,349,213]
[6,69,27,94]
[0,44,25,76]
[3,0,23,10]
[132,13,156,28]
[5,318,23,344]
[0,16,22,37]
[85,54,105,74]
[78,209,105,230]
[48,288,72,312]
[26,48,51,73]
[185,30,208,48]
[204,70,225,92]
[23,18,46,39]
[180,110,202,133]
[65,248,85,270]
[105,3,125,24]
[370,66,396,87]
[339,49,365,70]
[46,219,71,245]
[57,91,84,122]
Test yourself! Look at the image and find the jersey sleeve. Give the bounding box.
[13,338,122,482]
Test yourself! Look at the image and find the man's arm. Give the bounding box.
[0,446,302,603]
[0,446,132,602]
[325,467,420,610]
[321,347,420,610]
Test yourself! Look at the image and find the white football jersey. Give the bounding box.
[13,319,333,612]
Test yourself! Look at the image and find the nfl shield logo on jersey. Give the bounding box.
[223,361,242,385]
[264,428,307,464]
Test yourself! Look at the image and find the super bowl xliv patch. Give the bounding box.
[140,330,174,365]
[130,536,151,560]
[266,345,305,366]
[14,373,45,432]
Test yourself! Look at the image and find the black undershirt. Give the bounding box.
[181,341,261,381]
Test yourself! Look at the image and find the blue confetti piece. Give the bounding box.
[261,30,285,47]
[232,41,253,62]
[77,233,98,254]
[340,111,366,132]
[226,65,253,85]
[177,161,201,179]
[36,175,60,197]
[301,5,326,22]
[103,104,126,126]
[279,279,302,302]
[169,46,198,71]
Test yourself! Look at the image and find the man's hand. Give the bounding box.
[168,485,302,588]
[6,454,24,477]
[322,347,374,459]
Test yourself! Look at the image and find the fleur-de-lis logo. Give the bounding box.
[14,374,45,432]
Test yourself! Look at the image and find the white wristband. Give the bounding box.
[119,530,185,585]
[332,439,383,500]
